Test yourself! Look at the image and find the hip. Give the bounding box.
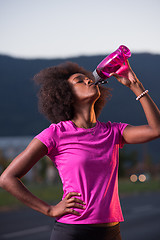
[50,221,122,240]
[87,222,119,227]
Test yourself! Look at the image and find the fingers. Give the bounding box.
[125,59,131,68]
[65,208,81,216]
[51,192,86,218]
[65,192,86,208]
[109,72,120,78]
[65,192,81,200]
[68,197,86,208]
[68,196,86,204]
[109,73,123,83]
[65,192,86,216]
[68,202,86,210]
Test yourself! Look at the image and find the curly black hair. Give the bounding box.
[33,62,111,123]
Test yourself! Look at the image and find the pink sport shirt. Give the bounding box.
[35,120,128,224]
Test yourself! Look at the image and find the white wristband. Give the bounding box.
[136,90,149,101]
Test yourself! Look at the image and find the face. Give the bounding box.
[68,73,100,103]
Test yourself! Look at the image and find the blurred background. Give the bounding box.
[0,0,160,239]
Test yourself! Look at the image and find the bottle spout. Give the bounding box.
[92,80,108,85]
[92,69,108,85]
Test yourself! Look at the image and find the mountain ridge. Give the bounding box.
[0,53,160,162]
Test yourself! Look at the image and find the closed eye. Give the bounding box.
[76,76,85,83]
[77,80,84,83]
[73,74,93,84]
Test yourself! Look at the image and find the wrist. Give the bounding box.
[36,202,53,217]
[129,81,145,97]
[136,90,149,101]
[47,205,56,217]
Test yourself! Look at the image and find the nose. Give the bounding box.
[84,78,93,85]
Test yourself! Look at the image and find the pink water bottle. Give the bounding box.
[93,45,131,85]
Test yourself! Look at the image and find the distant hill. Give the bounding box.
[0,53,160,162]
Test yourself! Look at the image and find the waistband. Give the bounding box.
[54,221,120,231]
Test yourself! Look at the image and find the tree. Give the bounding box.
[119,148,138,178]
[0,149,8,174]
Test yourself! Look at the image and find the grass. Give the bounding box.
[0,179,160,209]
[0,183,63,209]
[119,178,160,195]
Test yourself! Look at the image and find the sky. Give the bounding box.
[0,0,160,59]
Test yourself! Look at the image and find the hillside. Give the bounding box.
[0,53,160,161]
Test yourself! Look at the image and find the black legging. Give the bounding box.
[50,221,122,240]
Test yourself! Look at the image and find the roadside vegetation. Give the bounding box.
[0,178,160,210]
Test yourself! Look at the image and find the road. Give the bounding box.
[0,191,160,240]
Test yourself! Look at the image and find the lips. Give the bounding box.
[89,82,96,86]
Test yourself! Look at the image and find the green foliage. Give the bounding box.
[38,157,48,180]
[119,149,138,177]
[0,183,63,208]
[119,178,160,195]
[1,179,160,209]
[0,149,9,173]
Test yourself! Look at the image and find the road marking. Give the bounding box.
[1,225,51,239]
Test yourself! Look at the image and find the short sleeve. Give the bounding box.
[34,125,56,155]
[116,122,129,148]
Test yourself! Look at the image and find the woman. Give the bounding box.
[0,60,160,240]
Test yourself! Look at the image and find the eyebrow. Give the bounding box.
[73,75,87,81]
[71,74,95,83]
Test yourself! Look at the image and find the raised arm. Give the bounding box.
[111,60,160,144]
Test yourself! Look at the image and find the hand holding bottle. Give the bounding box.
[93,45,131,85]
[110,60,138,87]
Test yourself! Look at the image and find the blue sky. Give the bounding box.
[0,0,160,59]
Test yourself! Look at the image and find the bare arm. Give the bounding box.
[111,60,160,144]
[0,139,51,215]
[0,138,85,217]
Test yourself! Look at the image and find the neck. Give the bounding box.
[71,104,97,129]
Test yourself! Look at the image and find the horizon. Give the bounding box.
[0,0,160,59]
[1,50,160,61]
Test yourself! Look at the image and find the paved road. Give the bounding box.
[120,191,160,240]
[0,191,160,240]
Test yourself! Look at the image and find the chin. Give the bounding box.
[91,91,100,102]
